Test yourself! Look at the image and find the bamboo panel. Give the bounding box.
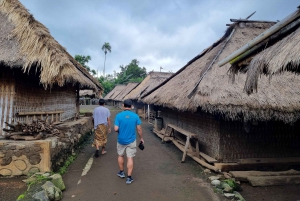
[0,70,15,136]
[13,74,76,124]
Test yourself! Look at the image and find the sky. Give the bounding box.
[19,0,300,76]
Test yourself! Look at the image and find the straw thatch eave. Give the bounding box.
[114,83,139,101]
[142,22,300,123]
[0,0,103,93]
[241,19,300,94]
[103,84,126,100]
[126,71,173,101]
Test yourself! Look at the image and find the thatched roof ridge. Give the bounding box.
[126,71,173,101]
[103,84,126,100]
[0,0,102,92]
[142,21,300,123]
[114,83,139,101]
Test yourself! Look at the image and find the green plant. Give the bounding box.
[17,194,25,200]
[58,154,78,175]
[223,178,241,191]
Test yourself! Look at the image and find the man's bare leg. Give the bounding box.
[118,156,124,171]
[127,157,133,176]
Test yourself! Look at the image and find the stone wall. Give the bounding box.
[0,117,93,177]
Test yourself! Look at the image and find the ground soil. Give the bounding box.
[1,105,300,201]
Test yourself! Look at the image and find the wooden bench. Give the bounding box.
[163,124,199,162]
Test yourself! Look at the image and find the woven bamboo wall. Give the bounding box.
[0,68,15,135]
[14,72,76,123]
[220,120,300,163]
[160,108,221,160]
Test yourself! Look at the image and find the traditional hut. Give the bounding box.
[0,0,103,136]
[79,90,102,105]
[113,83,139,108]
[141,15,300,170]
[219,6,300,95]
[103,84,126,106]
[125,71,173,121]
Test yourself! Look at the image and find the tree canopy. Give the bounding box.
[74,55,96,76]
[99,59,147,96]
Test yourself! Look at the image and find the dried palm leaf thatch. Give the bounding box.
[125,72,173,101]
[245,26,300,94]
[142,22,300,123]
[0,0,102,92]
[114,83,139,101]
[104,84,126,100]
[79,89,102,98]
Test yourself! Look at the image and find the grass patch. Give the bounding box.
[58,154,78,175]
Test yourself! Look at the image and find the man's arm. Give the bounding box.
[137,125,144,144]
[107,117,111,133]
[114,125,119,132]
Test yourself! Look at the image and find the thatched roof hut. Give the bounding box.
[141,20,300,124]
[0,0,102,92]
[79,90,102,98]
[114,83,139,101]
[125,71,173,101]
[219,7,300,95]
[103,84,126,100]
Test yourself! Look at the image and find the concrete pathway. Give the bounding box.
[62,106,222,201]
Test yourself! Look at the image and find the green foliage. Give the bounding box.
[75,55,91,69]
[58,154,77,175]
[102,42,111,55]
[27,174,51,188]
[98,59,147,96]
[17,194,25,200]
[223,179,241,191]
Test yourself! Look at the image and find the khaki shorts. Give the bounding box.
[117,140,136,157]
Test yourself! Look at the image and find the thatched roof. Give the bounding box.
[125,71,173,101]
[103,84,126,100]
[0,0,102,93]
[227,8,300,94]
[114,83,139,101]
[142,21,300,123]
[79,90,102,98]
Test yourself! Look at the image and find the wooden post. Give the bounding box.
[76,84,80,115]
[196,141,200,158]
[182,136,190,162]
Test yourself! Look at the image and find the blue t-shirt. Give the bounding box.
[114,110,141,145]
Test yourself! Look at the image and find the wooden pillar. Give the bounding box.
[76,84,79,114]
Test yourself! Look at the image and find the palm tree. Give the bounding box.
[102,42,111,77]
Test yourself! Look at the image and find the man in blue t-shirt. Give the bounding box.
[114,99,144,184]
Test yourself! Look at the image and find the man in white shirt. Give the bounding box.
[92,99,111,157]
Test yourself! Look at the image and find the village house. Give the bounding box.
[125,71,173,122]
[0,0,102,176]
[141,10,300,171]
[113,82,139,108]
[103,84,126,106]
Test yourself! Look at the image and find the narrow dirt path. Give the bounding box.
[62,106,222,201]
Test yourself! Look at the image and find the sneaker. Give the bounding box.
[126,177,134,184]
[95,150,99,158]
[117,171,125,178]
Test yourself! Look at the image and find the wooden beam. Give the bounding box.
[230,169,300,182]
[238,157,300,164]
[16,111,64,116]
[230,19,276,23]
[248,175,300,187]
[199,152,218,163]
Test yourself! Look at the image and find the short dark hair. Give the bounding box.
[99,99,105,105]
[123,99,132,108]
